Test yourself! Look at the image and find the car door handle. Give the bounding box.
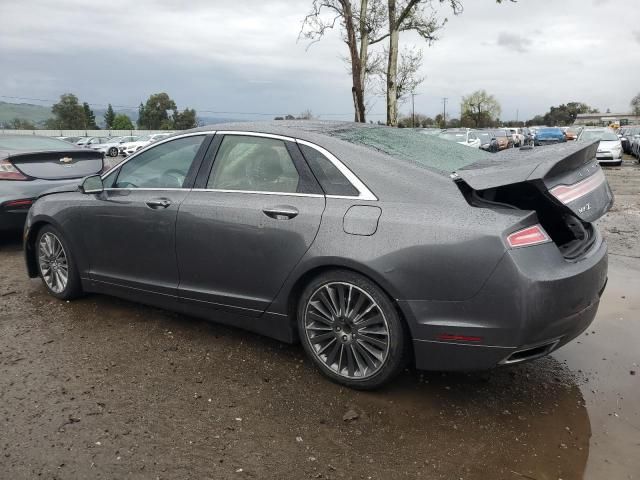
[262,205,299,220]
[146,198,172,209]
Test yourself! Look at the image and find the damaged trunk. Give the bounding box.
[454,142,614,260]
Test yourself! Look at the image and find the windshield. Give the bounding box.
[492,130,508,137]
[477,132,493,142]
[136,135,152,142]
[438,132,468,142]
[0,135,76,151]
[330,126,489,173]
[580,130,618,142]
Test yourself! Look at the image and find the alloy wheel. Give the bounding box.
[303,282,390,379]
[38,232,68,294]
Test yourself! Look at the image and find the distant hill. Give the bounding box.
[0,101,52,126]
[0,101,242,129]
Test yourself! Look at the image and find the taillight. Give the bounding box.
[549,169,605,205]
[0,159,28,180]
[2,198,34,209]
[507,224,550,248]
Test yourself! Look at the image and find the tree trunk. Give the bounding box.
[358,0,369,94]
[341,1,367,123]
[386,0,399,126]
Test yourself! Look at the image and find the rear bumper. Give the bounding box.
[400,232,608,371]
[0,209,28,232]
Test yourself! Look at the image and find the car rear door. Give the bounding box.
[82,134,211,299]
[175,133,325,316]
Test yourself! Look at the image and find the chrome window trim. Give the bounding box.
[190,188,324,198]
[295,139,377,201]
[216,131,295,142]
[101,131,215,180]
[103,187,188,192]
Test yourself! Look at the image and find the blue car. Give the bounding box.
[534,127,567,146]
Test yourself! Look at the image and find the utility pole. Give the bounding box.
[516,108,519,123]
[442,97,448,128]
[410,92,420,128]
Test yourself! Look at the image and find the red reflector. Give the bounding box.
[549,169,605,204]
[436,334,483,342]
[3,198,34,208]
[507,224,550,248]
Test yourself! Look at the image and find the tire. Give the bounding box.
[297,270,409,390]
[35,225,83,300]
[108,147,118,157]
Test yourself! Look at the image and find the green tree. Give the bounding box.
[137,102,146,128]
[138,93,177,129]
[112,114,134,130]
[630,93,640,116]
[49,93,86,129]
[104,104,115,129]
[461,90,501,128]
[83,102,98,129]
[173,108,198,129]
[6,118,36,129]
[540,102,598,126]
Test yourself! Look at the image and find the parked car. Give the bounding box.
[437,129,481,148]
[577,128,623,165]
[491,129,513,150]
[619,126,639,154]
[564,126,582,141]
[0,135,103,232]
[120,133,173,156]
[76,137,111,149]
[507,128,524,147]
[56,136,82,144]
[630,131,640,160]
[90,136,138,157]
[534,127,566,146]
[477,130,499,153]
[23,122,612,389]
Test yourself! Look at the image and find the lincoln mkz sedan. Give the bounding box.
[23,122,612,389]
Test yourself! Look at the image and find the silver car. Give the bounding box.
[0,135,103,232]
[577,128,623,165]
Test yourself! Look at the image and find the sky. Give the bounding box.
[0,0,638,122]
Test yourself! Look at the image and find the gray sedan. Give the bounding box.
[23,122,611,389]
[1,135,103,232]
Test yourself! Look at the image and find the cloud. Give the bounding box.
[496,32,532,53]
[634,30,640,44]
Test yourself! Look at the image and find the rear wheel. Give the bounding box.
[36,226,83,300]
[297,270,408,389]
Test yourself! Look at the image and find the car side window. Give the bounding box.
[298,144,359,196]
[112,135,204,189]
[207,135,300,193]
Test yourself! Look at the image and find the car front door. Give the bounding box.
[175,133,326,316]
[83,134,211,300]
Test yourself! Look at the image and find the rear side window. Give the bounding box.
[299,144,359,196]
[208,135,300,193]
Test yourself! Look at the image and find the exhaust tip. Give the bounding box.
[500,340,560,365]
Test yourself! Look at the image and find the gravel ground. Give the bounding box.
[0,154,638,480]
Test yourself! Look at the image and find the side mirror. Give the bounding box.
[79,174,104,194]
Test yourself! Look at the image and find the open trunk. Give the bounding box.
[453,141,613,260]
[7,149,104,180]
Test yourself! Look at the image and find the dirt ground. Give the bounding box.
[1,155,639,480]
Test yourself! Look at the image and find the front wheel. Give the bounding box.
[108,147,118,157]
[297,270,409,390]
[36,226,83,300]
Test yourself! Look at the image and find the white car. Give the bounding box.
[577,128,623,165]
[508,128,524,147]
[437,129,481,148]
[119,133,173,156]
[91,136,139,157]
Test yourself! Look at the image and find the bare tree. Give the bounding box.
[300,0,387,122]
[372,45,424,105]
[631,92,640,116]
